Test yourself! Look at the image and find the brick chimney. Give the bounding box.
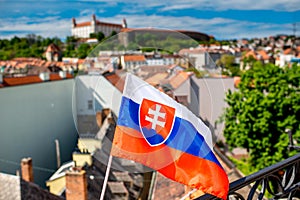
[65,167,88,200]
[21,157,34,182]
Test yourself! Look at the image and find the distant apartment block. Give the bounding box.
[71,14,127,38]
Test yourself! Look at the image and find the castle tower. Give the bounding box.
[122,18,127,28]
[72,17,76,28]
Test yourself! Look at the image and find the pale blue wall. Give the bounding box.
[0,80,78,187]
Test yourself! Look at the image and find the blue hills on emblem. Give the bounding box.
[141,127,165,145]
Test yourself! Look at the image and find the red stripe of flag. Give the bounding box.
[111,125,229,199]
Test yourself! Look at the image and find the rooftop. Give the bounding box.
[1,73,73,88]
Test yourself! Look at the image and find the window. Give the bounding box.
[88,100,93,110]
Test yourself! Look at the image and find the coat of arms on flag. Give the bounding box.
[111,73,229,199]
[139,98,175,146]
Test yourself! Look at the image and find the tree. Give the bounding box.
[223,63,300,171]
[242,54,257,70]
[77,43,91,59]
[96,32,105,42]
[66,36,78,44]
[0,35,64,60]
[110,31,117,37]
[216,54,241,76]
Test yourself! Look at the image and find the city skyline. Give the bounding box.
[0,0,300,40]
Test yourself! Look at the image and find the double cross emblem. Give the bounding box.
[145,104,166,130]
[139,99,175,146]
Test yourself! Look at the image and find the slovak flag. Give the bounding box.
[111,73,229,199]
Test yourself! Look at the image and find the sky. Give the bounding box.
[0,0,300,40]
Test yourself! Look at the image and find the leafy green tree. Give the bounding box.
[64,36,79,57]
[217,54,241,76]
[242,54,257,70]
[96,32,105,42]
[0,35,64,60]
[219,54,235,68]
[66,36,78,44]
[77,43,91,59]
[110,31,117,37]
[89,33,97,38]
[10,36,21,45]
[223,63,300,171]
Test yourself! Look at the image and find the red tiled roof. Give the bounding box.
[123,55,146,62]
[15,63,27,69]
[1,58,64,69]
[96,21,122,28]
[3,76,43,86]
[49,74,62,81]
[45,43,61,53]
[75,21,91,27]
[243,50,258,60]
[75,20,122,28]
[78,59,85,64]
[168,71,192,89]
[284,48,292,55]
[66,73,73,79]
[257,50,270,60]
[1,73,73,88]
[145,73,169,86]
[50,73,73,81]
[104,73,125,92]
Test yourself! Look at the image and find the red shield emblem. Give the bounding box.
[139,98,175,146]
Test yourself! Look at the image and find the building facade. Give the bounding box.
[0,79,77,187]
[71,14,127,38]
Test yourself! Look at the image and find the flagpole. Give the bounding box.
[147,171,157,200]
[179,188,197,200]
[99,154,113,200]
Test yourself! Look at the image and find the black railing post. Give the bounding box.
[286,129,300,151]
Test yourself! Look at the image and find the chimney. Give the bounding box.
[59,71,66,79]
[21,157,34,182]
[39,72,50,81]
[65,167,88,200]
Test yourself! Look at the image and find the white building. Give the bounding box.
[73,75,122,136]
[145,54,175,66]
[120,55,147,72]
[71,14,127,38]
[179,48,216,70]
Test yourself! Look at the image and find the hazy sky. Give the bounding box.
[0,0,300,40]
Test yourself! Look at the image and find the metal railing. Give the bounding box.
[196,153,300,200]
[196,131,300,200]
